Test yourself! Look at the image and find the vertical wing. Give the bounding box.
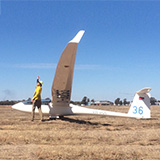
[51,30,85,107]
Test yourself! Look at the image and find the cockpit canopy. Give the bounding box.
[22,99,51,105]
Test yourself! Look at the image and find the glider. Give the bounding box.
[12,30,151,119]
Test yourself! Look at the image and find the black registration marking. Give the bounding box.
[56,90,70,103]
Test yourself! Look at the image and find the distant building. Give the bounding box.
[90,100,113,106]
[155,101,160,105]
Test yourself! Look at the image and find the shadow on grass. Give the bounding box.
[58,117,111,126]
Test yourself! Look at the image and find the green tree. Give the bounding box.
[150,97,157,105]
[81,96,89,105]
[123,98,129,105]
[114,98,120,105]
[119,100,123,106]
[91,99,95,103]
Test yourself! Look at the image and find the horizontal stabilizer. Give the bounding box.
[136,88,151,95]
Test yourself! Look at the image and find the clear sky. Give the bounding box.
[0,0,160,102]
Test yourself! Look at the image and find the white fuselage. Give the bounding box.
[12,102,136,118]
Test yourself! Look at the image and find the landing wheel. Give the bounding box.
[49,116,58,120]
[59,116,64,119]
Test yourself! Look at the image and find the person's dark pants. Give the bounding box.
[31,100,43,121]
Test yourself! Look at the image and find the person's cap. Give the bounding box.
[39,81,43,86]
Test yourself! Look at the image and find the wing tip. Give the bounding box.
[69,30,85,43]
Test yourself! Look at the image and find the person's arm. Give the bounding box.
[37,76,40,83]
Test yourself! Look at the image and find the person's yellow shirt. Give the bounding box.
[32,86,42,101]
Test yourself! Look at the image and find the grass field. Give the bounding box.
[0,105,160,160]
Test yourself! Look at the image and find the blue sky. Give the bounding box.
[0,1,160,102]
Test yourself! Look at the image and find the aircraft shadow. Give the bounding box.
[59,117,111,126]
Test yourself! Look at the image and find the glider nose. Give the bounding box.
[12,102,23,110]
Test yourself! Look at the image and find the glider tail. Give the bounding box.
[128,88,151,119]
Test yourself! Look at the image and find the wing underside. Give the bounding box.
[51,31,85,107]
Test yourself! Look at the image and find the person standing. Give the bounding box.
[31,76,43,121]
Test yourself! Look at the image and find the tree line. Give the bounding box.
[71,96,160,106]
[0,100,21,105]
[0,96,159,106]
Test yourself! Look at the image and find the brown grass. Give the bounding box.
[0,105,160,160]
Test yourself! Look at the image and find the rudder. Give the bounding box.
[128,88,151,119]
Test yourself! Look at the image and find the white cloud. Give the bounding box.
[14,63,57,69]
[0,62,118,70]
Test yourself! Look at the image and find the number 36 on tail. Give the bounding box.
[133,106,143,115]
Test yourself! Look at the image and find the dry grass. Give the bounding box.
[0,105,160,160]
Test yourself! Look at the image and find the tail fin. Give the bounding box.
[51,30,85,107]
[128,88,151,119]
